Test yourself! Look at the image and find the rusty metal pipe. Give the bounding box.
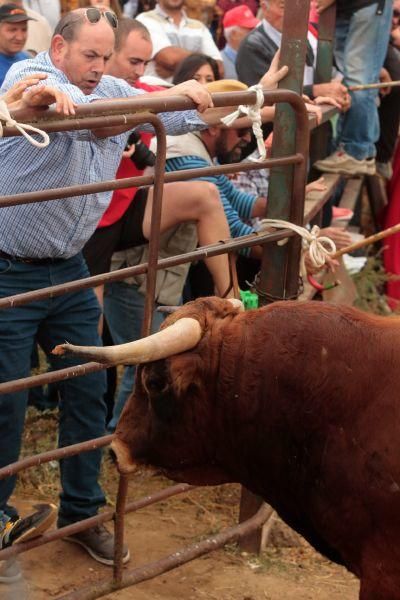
[57,504,273,600]
[0,434,113,480]
[0,229,295,314]
[0,483,193,561]
[113,475,129,585]
[6,89,305,134]
[0,154,302,209]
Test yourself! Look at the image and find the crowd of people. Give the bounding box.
[0,0,398,586]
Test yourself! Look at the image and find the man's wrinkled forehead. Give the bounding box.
[71,20,115,53]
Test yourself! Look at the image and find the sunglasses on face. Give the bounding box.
[84,7,118,29]
[236,128,251,138]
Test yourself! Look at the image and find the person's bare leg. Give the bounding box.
[142,182,232,297]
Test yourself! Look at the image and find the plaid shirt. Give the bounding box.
[0,52,205,258]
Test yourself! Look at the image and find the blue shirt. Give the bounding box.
[0,51,30,86]
[0,52,206,258]
[221,45,238,80]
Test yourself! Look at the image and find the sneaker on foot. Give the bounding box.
[0,503,57,549]
[63,524,130,566]
[376,161,393,180]
[0,559,21,584]
[314,150,376,176]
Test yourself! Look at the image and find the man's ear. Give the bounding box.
[51,34,67,61]
[206,125,220,137]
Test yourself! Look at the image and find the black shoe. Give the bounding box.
[63,524,130,566]
[0,503,57,549]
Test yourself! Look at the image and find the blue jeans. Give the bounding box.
[334,1,393,160]
[104,281,164,432]
[0,253,107,525]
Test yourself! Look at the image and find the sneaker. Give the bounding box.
[63,524,130,566]
[376,161,393,180]
[314,150,376,176]
[0,503,57,549]
[0,559,21,584]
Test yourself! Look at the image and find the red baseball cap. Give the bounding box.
[222,5,260,29]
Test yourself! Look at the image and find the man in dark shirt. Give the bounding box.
[314,0,393,175]
[236,0,350,107]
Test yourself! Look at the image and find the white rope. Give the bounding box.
[0,98,50,148]
[260,219,337,274]
[220,85,266,160]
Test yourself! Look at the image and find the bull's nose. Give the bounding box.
[110,439,138,475]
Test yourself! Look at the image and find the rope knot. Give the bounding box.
[0,97,50,148]
[221,85,266,160]
[260,219,337,274]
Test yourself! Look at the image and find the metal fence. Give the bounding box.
[0,1,339,597]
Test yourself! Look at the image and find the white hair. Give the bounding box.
[223,25,241,40]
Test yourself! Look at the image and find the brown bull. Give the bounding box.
[53,297,400,599]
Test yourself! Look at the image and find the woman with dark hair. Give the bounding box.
[173,53,220,86]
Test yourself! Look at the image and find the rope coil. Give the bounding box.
[221,85,266,160]
[0,98,50,148]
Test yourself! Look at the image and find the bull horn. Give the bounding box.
[228,298,244,311]
[52,317,202,365]
[156,305,180,315]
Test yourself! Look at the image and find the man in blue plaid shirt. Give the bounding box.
[0,7,239,575]
[0,7,288,577]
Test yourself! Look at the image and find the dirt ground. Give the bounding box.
[3,408,360,600]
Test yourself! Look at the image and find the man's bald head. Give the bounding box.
[51,9,116,94]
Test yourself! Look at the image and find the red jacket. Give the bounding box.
[98,81,163,228]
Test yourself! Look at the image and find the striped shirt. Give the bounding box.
[0,52,205,258]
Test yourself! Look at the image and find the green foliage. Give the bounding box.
[352,254,392,315]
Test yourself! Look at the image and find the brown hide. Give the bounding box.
[115,297,400,599]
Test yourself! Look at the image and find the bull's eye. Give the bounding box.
[142,361,179,423]
[142,360,169,395]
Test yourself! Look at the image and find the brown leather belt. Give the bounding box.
[0,250,66,266]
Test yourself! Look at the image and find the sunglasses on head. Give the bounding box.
[84,7,118,29]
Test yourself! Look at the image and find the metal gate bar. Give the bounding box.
[0,5,339,590]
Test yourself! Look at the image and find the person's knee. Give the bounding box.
[197,182,222,213]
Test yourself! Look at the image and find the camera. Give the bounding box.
[126,131,156,170]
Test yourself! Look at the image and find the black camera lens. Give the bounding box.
[126,131,156,170]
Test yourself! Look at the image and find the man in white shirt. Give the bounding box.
[136,0,222,81]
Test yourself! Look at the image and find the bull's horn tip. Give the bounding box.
[157,305,180,314]
[228,298,244,311]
